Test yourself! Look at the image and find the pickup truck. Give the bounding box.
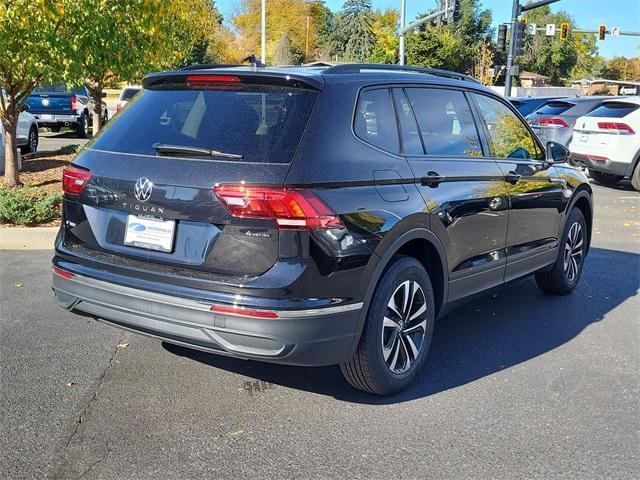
[27,84,108,138]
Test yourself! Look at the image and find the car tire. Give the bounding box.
[340,256,435,395]
[20,126,38,154]
[535,208,587,296]
[589,169,623,186]
[75,113,89,138]
[631,161,640,192]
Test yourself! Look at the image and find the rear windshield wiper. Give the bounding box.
[152,143,243,159]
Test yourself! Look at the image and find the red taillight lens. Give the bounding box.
[211,305,279,319]
[213,185,345,230]
[186,75,242,89]
[597,122,635,134]
[70,96,77,112]
[62,166,91,195]
[538,117,569,128]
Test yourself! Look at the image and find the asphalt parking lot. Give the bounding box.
[37,131,90,153]
[1,181,638,479]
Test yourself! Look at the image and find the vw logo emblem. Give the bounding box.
[134,177,153,202]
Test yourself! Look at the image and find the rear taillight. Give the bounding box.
[116,102,122,113]
[62,166,91,195]
[597,122,635,134]
[186,75,242,90]
[537,117,569,128]
[70,96,77,112]
[213,185,345,230]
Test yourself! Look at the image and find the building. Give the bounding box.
[519,71,550,88]
[570,78,640,96]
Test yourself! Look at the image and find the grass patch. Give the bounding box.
[0,186,62,226]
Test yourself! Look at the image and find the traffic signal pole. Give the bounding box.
[504,0,560,97]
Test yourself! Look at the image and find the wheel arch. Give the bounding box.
[348,228,449,357]
[565,187,593,253]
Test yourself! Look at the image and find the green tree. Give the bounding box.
[65,0,217,136]
[0,0,70,187]
[336,0,375,62]
[518,6,597,84]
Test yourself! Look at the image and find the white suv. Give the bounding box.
[569,97,640,191]
[0,104,39,173]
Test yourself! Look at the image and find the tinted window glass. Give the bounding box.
[393,89,423,155]
[586,102,639,118]
[121,87,141,101]
[474,94,542,160]
[405,88,481,157]
[90,87,318,163]
[354,89,399,153]
[533,101,573,116]
[32,84,72,94]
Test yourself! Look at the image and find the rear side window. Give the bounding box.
[586,102,639,118]
[405,88,482,157]
[473,94,543,160]
[89,87,319,163]
[533,101,573,116]
[354,88,399,153]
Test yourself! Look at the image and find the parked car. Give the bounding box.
[526,97,608,146]
[508,96,562,117]
[27,84,108,138]
[569,97,640,191]
[52,64,593,395]
[115,85,142,113]
[0,93,39,167]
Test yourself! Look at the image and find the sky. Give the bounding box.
[214,0,640,59]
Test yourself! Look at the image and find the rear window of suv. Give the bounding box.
[90,86,319,163]
[533,101,574,116]
[586,102,639,118]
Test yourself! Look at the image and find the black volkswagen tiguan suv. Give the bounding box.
[53,64,593,395]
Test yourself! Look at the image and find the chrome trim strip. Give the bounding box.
[275,303,363,318]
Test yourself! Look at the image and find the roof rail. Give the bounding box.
[322,63,480,84]
[180,63,242,71]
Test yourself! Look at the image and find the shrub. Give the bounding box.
[0,186,62,226]
[57,144,83,155]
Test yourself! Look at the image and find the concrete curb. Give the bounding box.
[0,226,58,250]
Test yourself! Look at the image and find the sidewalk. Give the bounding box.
[0,226,58,250]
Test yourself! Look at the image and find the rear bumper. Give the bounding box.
[52,269,362,366]
[570,153,632,177]
[34,114,80,127]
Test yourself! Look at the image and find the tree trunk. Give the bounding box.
[2,112,20,187]
[91,90,103,137]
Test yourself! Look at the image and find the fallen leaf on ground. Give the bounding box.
[65,382,76,387]
[14,284,23,288]
[116,342,129,349]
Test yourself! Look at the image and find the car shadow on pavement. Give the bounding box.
[162,247,639,404]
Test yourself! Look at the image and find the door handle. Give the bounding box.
[421,171,445,187]
[504,172,521,185]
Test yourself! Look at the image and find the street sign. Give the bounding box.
[546,24,556,36]
[526,23,537,35]
[612,26,620,37]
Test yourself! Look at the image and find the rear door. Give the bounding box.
[471,92,565,281]
[396,86,509,301]
[64,77,319,277]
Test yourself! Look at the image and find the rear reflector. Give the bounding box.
[538,117,569,128]
[62,166,91,195]
[597,122,635,134]
[53,267,74,279]
[213,185,345,230]
[186,75,242,89]
[211,305,279,319]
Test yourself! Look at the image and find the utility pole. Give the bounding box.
[399,0,406,65]
[261,0,266,64]
[305,15,310,58]
[504,0,560,97]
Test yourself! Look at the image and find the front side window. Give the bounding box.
[405,88,482,157]
[354,88,399,153]
[473,94,543,160]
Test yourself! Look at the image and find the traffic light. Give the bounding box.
[560,23,569,40]
[598,25,606,41]
[497,24,508,52]
[513,21,527,56]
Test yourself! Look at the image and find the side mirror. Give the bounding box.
[546,141,569,164]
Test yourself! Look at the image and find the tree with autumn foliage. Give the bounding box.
[370,9,399,64]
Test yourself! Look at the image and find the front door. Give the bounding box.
[394,87,510,302]
[471,93,565,282]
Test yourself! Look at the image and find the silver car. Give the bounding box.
[526,97,609,146]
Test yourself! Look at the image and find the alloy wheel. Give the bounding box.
[382,280,428,374]
[29,129,37,152]
[564,222,584,282]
